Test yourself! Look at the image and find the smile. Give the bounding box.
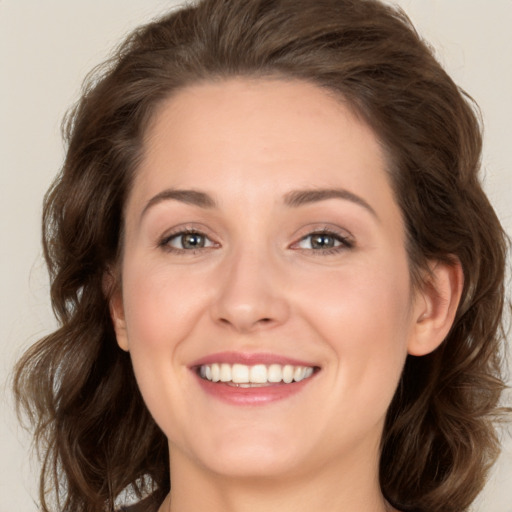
[198,363,315,386]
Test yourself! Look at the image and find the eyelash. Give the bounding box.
[158,228,354,255]
[158,228,217,254]
[291,229,354,255]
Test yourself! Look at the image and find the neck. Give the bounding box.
[164,443,393,512]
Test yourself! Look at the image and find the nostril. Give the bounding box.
[218,316,273,328]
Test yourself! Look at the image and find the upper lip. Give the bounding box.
[190,351,319,368]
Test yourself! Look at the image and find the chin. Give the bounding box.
[183,428,311,479]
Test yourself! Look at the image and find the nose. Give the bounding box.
[210,246,290,333]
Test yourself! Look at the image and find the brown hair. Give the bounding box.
[14,1,510,511]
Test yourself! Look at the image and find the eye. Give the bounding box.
[293,230,354,253]
[160,230,216,251]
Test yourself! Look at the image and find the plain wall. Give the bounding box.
[1,1,510,511]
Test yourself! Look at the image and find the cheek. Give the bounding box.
[296,252,413,387]
[119,260,206,434]
[122,259,208,352]
[305,255,410,325]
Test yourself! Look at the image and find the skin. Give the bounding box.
[110,78,462,512]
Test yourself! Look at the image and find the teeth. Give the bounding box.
[211,363,220,382]
[198,363,316,385]
[268,364,282,383]
[282,365,294,383]
[294,366,305,381]
[220,363,231,382]
[250,364,268,383]
[232,363,250,383]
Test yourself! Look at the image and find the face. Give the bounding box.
[112,78,427,482]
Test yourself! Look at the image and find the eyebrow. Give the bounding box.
[141,188,217,219]
[284,188,378,218]
[140,186,378,220]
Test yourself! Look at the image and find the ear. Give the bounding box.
[408,259,464,356]
[103,270,129,352]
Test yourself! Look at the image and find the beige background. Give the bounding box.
[1,1,511,511]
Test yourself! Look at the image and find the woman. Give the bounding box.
[13,0,510,511]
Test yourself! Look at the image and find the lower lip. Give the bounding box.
[194,373,316,405]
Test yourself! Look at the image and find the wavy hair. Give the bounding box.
[14,1,510,511]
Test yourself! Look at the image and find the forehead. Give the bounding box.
[143,78,381,163]
[129,78,399,225]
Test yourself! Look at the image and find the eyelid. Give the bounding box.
[289,225,355,253]
[156,223,354,255]
[158,225,220,252]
